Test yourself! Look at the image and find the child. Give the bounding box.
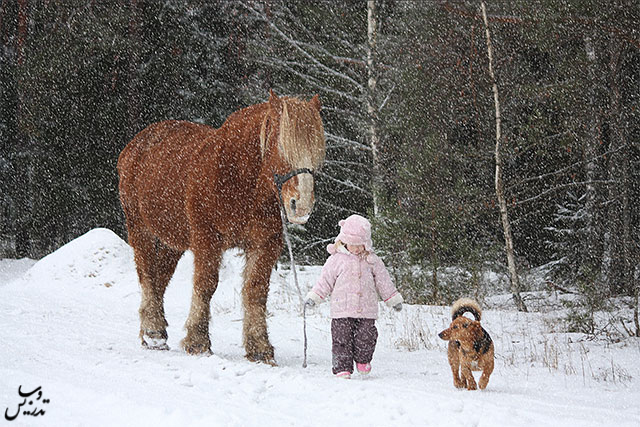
[305,214,403,379]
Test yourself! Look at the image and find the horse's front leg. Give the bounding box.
[242,236,281,365]
[182,243,222,355]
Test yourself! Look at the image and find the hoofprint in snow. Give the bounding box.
[0,228,638,426]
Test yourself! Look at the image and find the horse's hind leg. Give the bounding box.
[182,239,222,355]
[242,237,281,365]
[131,228,182,350]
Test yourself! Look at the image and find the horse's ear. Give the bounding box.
[310,94,321,111]
[269,89,281,110]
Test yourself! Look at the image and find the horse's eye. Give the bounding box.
[453,325,458,329]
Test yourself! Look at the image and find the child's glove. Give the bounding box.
[393,303,402,312]
[304,298,316,308]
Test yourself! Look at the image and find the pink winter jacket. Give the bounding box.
[307,247,403,319]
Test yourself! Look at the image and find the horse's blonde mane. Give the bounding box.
[260,97,325,169]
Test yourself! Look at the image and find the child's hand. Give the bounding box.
[393,303,402,312]
[305,298,316,308]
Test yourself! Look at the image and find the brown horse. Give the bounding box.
[117,90,325,364]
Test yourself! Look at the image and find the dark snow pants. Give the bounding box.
[331,317,378,374]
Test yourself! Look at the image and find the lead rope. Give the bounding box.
[278,201,308,368]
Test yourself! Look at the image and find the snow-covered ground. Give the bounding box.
[1,228,639,426]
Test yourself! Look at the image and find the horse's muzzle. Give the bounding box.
[288,213,311,225]
[277,169,315,224]
[286,196,313,224]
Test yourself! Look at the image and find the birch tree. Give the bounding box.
[481,2,527,312]
[367,0,381,216]
[582,34,603,277]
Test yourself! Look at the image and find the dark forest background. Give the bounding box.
[1,1,639,325]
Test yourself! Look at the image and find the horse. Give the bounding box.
[117,90,325,364]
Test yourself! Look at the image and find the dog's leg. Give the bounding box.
[478,371,490,389]
[448,343,465,388]
[478,358,494,389]
[459,371,467,389]
[461,362,477,390]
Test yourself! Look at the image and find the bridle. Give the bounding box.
[273,168,314,197]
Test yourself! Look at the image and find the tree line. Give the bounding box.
[1,1,638,325]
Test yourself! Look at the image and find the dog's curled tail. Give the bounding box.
[451,298,482,321]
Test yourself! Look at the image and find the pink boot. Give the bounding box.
[335,371,351,379]
[356,363,371,374]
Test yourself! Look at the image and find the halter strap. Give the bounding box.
[273,168,314,193]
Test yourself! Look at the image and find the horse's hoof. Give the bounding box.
[246,353,277,366]
[141,330,169,350]
[181,340,212,356]
[142,341,170,351]
[185,346,213,356]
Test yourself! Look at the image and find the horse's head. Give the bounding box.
[260,90,325,224]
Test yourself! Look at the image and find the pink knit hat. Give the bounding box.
[327,214,373,254]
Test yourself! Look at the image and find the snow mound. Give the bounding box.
[24,228,135,288]
[18,225,309,312]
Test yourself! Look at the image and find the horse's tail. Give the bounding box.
[451,298,482,321]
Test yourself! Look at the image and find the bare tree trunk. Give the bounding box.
[634,273,640,337]
[621,136,631,293]
[0,4,5,38]
[601,42,628,295]
[582,35,602,276]
[430,205,439,303]
[615,47,632,296]
[481,2,527,312]
[367,0,380,216]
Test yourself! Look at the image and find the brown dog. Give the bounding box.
[438,298,494,390]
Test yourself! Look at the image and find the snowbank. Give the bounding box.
[23,228,135,289]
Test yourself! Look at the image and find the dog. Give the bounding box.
[438,298,494,390]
